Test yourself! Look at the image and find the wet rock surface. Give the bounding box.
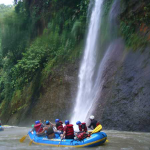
[94,39,150,132]
[3,38,150,132]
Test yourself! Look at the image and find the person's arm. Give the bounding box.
[61,126,66,139]
[37,127,46,134]
[49,121,56,127]
[88,122,92,128]
[61,131,66,139]
[82,124,85,131]
[31,127,35,132]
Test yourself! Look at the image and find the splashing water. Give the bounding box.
[71,0,104,126]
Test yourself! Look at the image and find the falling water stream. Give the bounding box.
[71,0,123,127]
[71,0,104,125]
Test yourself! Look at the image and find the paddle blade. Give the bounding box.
[91,125,102,134]
[19,135,27,143]
[29,140,33,146]
[88,130,92,134]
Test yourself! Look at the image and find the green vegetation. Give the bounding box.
[120,0,150,50]
[0,0,90,116]
[1,0,150,120]
[103,0,114,16]
[0,4,13,19]
[100,0,114,45]
[0,4,13,64]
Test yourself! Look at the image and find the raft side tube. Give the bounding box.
[28,131,107,148]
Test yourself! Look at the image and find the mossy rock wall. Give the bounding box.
[2,61,79,126]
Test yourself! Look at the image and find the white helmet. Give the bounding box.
[90,115,94,119]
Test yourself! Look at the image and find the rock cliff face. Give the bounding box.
[93,38,150,132]
[5,38,150,132]
[6,62,79,126]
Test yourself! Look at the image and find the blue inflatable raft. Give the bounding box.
[28,131,107,148]
[0,126,4,131]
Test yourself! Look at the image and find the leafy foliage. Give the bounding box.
[120,0,150,50]
[0,0,90,115]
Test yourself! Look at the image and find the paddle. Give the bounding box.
[29,131,38,146]
[89,125,108,143]
[29,131,37,146]
[20,135,28,143]
[20,124,34,143]
[29,138,34,146]
[29,124,43,146]
[58,139,62,147]
[91,125,102,134]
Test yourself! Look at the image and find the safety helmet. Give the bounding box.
[35,120,40,124]
[76,121,81,125]
[55,119,59,122]
[89,115,94,120]
[46,120,50,125]
[65,120,69,125]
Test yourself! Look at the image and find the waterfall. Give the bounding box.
[71,0,104,126]
[70,0,121,128]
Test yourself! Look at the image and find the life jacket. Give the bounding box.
[79,122,87,132]
[77,132,87,141]
[66,124,74,136]
[34,123,43,133]
[46,126,54,135]
[56,121,64,131]
[96,122,100,126]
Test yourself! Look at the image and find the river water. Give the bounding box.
[0,127,150,150]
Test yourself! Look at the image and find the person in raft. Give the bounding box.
[37,120,55,139]
[50,119,64,134]
[32,120,44,136]
[88,115,99,129]
[76,121,88,133]
[61,120,74,139]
